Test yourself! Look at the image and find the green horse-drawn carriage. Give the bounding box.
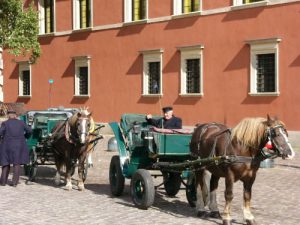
[21,108,102,182]
[109,114,226,209]
[21,109,76,181]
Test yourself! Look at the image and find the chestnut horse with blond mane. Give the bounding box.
[190,115,295,225]
[51,108,95,191]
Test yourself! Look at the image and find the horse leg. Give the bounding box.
[223,175,234,225]
[195,170,208,217]
[54,160,62,186]
[77,155,86,191]
[87,152,93,168]
[64,161,73,191]
[243,177,258,225]
[208,174,221,219]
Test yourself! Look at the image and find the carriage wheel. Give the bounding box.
[130,169,155,210]
[162,171,182,197]
[186,172,197,207]
[109,155,125,196]
[25,148,38,182]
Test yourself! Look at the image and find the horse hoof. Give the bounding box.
[222,219,232,225]
[78,185,85,191]
[209,211,222,219]
[197,211,207,218]
[246,219,258,225]
[65,185,72,191]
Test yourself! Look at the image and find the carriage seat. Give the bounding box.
[152,127,194,134]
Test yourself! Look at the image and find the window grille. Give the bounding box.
[148,62,160,94]
[256,53,275,92]
[186,59,200,93]
[22,70,31,96]
[132,0,146,21]
[79,66,88,95]
[80,0,91,28]
[182,0,199,13]
[45,0,54,33]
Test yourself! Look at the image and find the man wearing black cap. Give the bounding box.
[0,109,32,187]
[146,106,182,129]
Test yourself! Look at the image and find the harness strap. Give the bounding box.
[65,121,75,144]
[50,120,67,141]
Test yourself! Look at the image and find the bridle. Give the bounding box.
[66,116,91,145]
[261,124,288,159]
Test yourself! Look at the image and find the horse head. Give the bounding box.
[265,115,295,160]
[74,108,93,144]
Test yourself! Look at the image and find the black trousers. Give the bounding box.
[0,164,21,185]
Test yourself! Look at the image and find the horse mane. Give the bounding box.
[231,117,267,149]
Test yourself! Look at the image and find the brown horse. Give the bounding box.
[51,108,94,191]
[190,115,295,225]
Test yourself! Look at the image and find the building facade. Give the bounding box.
[3,0,300,130]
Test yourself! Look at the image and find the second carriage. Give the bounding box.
[109,114,229,209]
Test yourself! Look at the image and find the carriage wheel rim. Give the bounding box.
[134,180,145,200]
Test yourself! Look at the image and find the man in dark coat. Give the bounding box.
[0,110,32,186]
[146,106,182,129]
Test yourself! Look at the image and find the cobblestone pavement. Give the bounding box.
[0,135,300,225]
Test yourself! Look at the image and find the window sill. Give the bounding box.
[179,93,203,97]
[142,94,163,97]
[172,11,202,19]
[72,27,92,33]
[231,1,268,11]
[248,92,279,96]
[73,95,90,98]
[123,19,147,26]
[38,32,55,37]
[18,95,31,98]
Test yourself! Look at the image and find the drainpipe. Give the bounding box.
[0,47,3,102]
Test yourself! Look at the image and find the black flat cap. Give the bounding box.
[162,106,173,113]
[7,109,16,114]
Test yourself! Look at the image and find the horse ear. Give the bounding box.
[266,114,273,126]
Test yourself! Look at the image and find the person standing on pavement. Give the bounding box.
[0,110,32,187]
[146,106,182,129]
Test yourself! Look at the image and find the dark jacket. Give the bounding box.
[146,116,182,129]
[0,118,32,166]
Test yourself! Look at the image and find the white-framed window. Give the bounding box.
[140,49,163,96]
[73,56,91,97]
[178,45,204,96]
[18,62,31,97]
[246,38,281,96]
[38,0,55,34]
[173,0,201,16]
[73,0,93,30]
[124,0,148,23]
[232,0,268,8]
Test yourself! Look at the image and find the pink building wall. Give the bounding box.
[3,1,300,130]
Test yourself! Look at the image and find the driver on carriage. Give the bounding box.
[146,106,182,129]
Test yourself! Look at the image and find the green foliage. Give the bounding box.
[0,0,41,63]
